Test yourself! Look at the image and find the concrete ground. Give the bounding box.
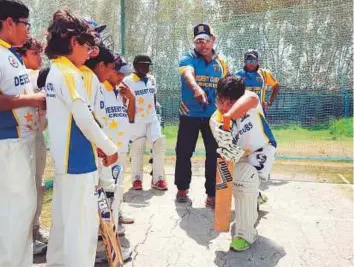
[35,166,353,267]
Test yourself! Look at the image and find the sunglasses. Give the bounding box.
[245,59,258,63]
[194,39,211,45]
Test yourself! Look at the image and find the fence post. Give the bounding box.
[342,76,350,117]
[120,0,126,56]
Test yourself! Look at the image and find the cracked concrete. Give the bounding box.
[34,168,353,267]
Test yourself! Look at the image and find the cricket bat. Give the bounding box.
[214,115,234,232]
[96,186,124,267]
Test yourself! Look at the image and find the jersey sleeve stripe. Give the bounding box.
[178,66,194,75]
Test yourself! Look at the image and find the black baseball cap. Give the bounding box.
[193,23,212,41]
[133,55,153,65]
[244,49,259,60]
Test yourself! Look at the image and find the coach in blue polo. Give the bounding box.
[174,23,229,207]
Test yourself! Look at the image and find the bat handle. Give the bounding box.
[223,114,231,131]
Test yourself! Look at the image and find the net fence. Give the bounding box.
[25,0,353,161]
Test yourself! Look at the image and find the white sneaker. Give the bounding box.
[33,240,47,255]
[118,224,125,236]
[122,246,132,262]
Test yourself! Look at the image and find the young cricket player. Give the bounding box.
[100,57,136,230]
[210,75,277,251]
[124,54,167,191]
[83,46,134,261]
[44,10,118,267]
[0,1,46,266]
[16,37,48,255]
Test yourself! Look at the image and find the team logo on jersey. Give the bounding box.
[213,64,221,72]
[8,56,18,68]
[256,76,263,83]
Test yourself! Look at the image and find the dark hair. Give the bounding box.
[0,0,29,31]
[45,10,95,59]
[16,37,43,55]
[85,45,116,70]
[216,75,245,101]
[37,67,50,88]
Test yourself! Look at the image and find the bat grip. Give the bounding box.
[223,115,231,131]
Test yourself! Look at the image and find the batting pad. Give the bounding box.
[233,162,260,244]
[130,137,146,181]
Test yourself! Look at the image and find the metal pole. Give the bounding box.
[120,0,126,55]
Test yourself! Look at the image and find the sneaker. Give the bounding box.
[33,226,49,244]
[205,196,215,209]
[132,180,143,190]
[230,237,250,252]
[175,190,190,203]
[151,179,168,190]
[33,240,47,255]
[119,213,135,224]
[122,246,132,262]
[118,224,125,236]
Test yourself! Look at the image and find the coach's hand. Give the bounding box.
[194,88,208,104]
[103,152,118,167]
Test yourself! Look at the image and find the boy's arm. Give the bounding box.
[118,82,135,123]
[0,93,46,111]
[225,91,259,120]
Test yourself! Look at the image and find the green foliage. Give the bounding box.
[329,118,353,138]
[164,118,353,144]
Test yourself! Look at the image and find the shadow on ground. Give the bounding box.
[175,201,221,247]
[214,235,286,267]
[123,188,167,208]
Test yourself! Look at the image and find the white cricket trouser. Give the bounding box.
[0,136,36,267]
[130,119,162,143]
[46,171,99,267]
[99,152,127,228]
[33,132,46,228]
[130,120,163,182]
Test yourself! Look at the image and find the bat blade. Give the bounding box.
[214,115,234,232]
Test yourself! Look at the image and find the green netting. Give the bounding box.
[24,0,353,161]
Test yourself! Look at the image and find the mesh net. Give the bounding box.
[121,0,353,160]
[24,0,353,162]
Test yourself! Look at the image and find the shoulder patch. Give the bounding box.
[8,55,19,68]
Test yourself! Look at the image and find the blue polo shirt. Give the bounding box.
[178,50,228,117]
[235,68,278,102]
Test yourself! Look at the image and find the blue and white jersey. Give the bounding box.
[45,56,97,175]
[178,50,228,117]
[235,68,278,102]
[95,81,131,153]
[0,39,37,140]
